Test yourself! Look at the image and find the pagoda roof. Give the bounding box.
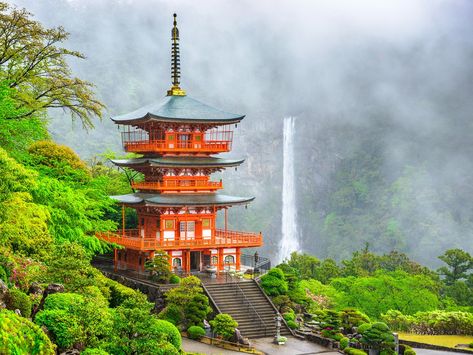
[111,193,254,207]
[111,156,244,169]
[111,95,244,125]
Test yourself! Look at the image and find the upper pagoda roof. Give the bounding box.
[111,192,254,207]
[111,95,244,125]
[111,156,244,168]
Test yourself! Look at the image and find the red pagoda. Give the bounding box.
[97,14,263,274]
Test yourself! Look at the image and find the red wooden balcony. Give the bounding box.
[131,177,223,192]
[96,228,263,251]
[124,140,232,154]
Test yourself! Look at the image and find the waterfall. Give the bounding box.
[279,116,299,263]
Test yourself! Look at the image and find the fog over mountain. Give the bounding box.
[11,0,473,266]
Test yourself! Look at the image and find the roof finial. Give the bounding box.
[167,13,186,96]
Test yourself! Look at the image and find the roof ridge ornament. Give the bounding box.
[167,13,186,96]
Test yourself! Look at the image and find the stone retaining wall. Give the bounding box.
[400,340,473,354]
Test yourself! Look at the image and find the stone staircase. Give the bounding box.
[204,280,292,339]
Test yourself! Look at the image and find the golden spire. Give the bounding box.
[167,13,186,96]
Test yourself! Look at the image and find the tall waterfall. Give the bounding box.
[279,116,299,263]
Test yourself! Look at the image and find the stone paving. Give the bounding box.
[250,336,339,355]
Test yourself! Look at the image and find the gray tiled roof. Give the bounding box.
[111,156,244,168]
[111,95,244,124]
[110,193,254,206]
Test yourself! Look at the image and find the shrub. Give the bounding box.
[272,295,294,313]
[106,278,143,307]
[356,323,371,334]
[344,347,367,355]
[155,341,180,355]
[320,309,341,332]
[43,292,84,312]
[5,288,32,318]
[35,309,84,349]
[154,319,182,350]
[283,311,296,322]
[399,344,416,355]
[158,304,183,325]
[81,349,109,355]
[332,332,344,341]
[381,310,414,332]
[0,309,55,354]
[260,268,288,296]
[169,274,181,284]
[287,320,299,329]
[340,337,349,350]
[210,314,238,340]
[340,308,370,332]
[184,293,211,327]
[188,325,206,340]
[404,349,416,355]
[469,342,473,349]
[360,322,395,352]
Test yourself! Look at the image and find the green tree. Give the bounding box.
[314,258,341,284]
[210,314,238,340]
[145,250,172,283]
[260,268,288,296]
[184,293,211,327]
[438,249,473,286]
[0,2,104,128]
[286,251,320,279]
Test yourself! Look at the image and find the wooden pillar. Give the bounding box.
[224,208,228,244]
[168,251,173,271]
[187,250,191,274]
[236,248,241,271]
[122,205,126,237]
[217,248,224,274]
[114,248,118,272]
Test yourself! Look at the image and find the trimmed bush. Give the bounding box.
[260,268,288,296]
[154,319,181,350]
[404,349,416,355]
[0,309,55,354]
[188,325,206,340]
[35,309,84,349]
[344,347,367,355]
[210,314,238,340]
[5,288,32,318]
[340,337,349,350]
[287,320,299,329]
[356,323,371,334]
[43,292,84,311]
[169,274,181,284]
[155,341,180,355]
[469,342,473,349]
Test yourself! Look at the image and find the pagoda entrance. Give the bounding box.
[190,251,201,271]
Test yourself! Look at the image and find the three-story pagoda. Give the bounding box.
[97,14,263,274]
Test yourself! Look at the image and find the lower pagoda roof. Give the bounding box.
[111,156,244,169]
[111,193,254,207]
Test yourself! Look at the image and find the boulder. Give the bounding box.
[231,328,250,345]
[32,283,65,319]
[28,282,43,296]
[0,279,8,308]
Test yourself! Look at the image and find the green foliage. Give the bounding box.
[0,3,104,128]
[210,313,238,340]
[340,337,349,350]
[286,251,320,279]
[35,309,84,349]
[331,270,440,319]
[443,281,473,306]
[158,304,183,325]
[320,309,341,331]
[272,295,294,313]
[344,348,367,355]
[260,267,289,296]
[287,320,299,329]
[106,277,146,308]
[187,325,206,340]
[438,249,473,286]
[145,250,172,283]
[169,274,181,284]
[0,309,55,354]
[81,349,110,355]
[381,310,414,332]
[357,323,372,334]
[283,311,295,322]
[300,279,341,310]
[404,349,416,355]
[340,308,370,333]
[360,322,395,351]
[5,288,32,317]
[184,293,212,327]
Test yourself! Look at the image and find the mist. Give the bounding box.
[10,0,473,267]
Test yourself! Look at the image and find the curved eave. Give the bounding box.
[110,193,254,207]
[111,113,244,126]
[110,157,245,169]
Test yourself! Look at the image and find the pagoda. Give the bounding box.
[97,14,263,274]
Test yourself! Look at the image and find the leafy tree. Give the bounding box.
[314,258,341,284]
[443,281,473,307]
[145,250,172,283]
[360,322,395,353]
[438,249,473,285]
[286,251,320,279]
[210,314,238,340]
[0,309,55,354]
[339,308,370,333]
[0,2,104,128]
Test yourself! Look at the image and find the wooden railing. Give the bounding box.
[123,139,232,154]
[96,228,263,251]
[131,180,222,192]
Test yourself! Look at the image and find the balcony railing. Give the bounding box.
[123,139,232,154]
[96,228,263,251]
[131,179,223,192]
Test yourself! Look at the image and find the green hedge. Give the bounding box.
[6,288,32,318]
[344,347,367,355]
